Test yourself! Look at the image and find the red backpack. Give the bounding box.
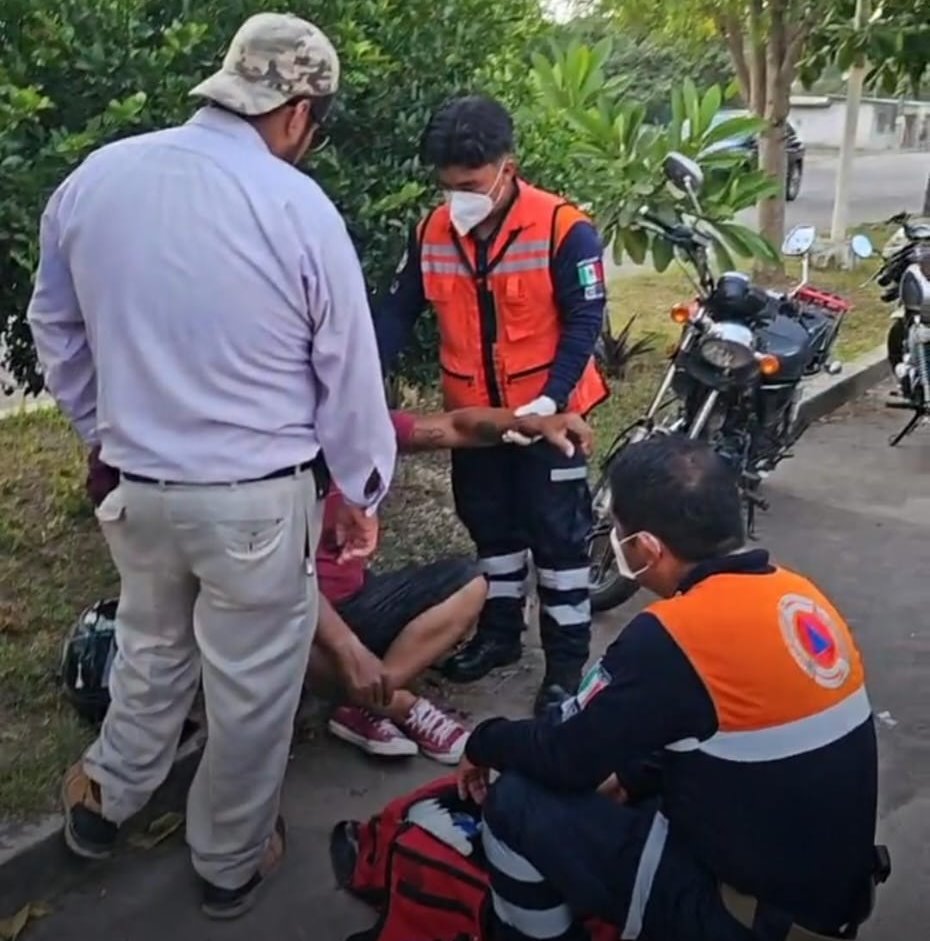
[330,775,616,941]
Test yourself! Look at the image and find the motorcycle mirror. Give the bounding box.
[664,152,704,195]
[850,234,874,259]
[781,225,816,256]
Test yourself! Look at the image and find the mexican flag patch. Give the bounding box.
[577,257,606,300]
[559,658,612,721]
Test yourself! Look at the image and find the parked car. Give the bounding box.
[705,108,806,202]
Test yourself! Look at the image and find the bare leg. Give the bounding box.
[308,576,486,722]
[382,576,486,692]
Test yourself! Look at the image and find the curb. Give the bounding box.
[0,726,205,918]
[797,344,888,427]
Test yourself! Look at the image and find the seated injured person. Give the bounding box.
[308,407,593,766]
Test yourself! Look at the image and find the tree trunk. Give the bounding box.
[830,0,870,251]
[924,172,930,216]
[757,7,791,277]
[747,0,767,115]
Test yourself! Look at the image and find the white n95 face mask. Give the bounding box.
[445,163,506,236]
[447,191,495,236]
[609,528,652,581]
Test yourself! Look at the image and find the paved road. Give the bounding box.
[606,149,929,278]
[20,385,930,940]
[783,150,928,233]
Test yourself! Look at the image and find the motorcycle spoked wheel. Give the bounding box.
[588,428,647,613]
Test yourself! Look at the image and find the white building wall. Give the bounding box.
[789,105,845,148]
[789,101,902,151]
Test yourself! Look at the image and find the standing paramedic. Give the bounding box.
[375,94,610,715]
[27,12,395,919]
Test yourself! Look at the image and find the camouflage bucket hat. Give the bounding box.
[190,12,340,117]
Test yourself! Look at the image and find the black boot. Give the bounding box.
[441,634,522,683]
[533,664,583,718]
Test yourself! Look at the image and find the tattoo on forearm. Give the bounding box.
[411,426,449,449]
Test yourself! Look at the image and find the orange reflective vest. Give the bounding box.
[647,566,869,762]
[418,182,610,414]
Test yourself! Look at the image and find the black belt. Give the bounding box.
[121,454,325,489]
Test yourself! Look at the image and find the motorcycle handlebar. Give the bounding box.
[640,212,702,248]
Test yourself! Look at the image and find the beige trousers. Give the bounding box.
[83,467,322,888]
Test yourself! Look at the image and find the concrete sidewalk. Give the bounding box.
[14,383,930,939]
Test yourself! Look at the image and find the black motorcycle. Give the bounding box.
[869,213,930,446]
[589,153,861,612]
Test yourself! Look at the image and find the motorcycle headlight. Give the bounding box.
[699,322,756,371]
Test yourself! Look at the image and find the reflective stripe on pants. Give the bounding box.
[481,773,754,941]
[451,443,593,668]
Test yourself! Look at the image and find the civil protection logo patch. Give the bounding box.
[778,593,851,689]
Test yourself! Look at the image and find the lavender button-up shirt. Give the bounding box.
[27,107,395,506]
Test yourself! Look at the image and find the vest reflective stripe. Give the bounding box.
[667,684,872,762]
[418,182,610,414]
[494,257,551,274]
[422,259,469,275]
[505,239,551,254]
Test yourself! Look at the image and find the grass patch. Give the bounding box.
[0,410,111,818]
[0,247,889,818]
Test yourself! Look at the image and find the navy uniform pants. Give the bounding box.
[451,441,592,675]
[482,773,755,941]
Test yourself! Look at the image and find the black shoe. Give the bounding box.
[61,763,119,861]
[533,666,583,718]
[441,635,522,683]
[202,816,286,920]
[533,683,573,718]
[329,820,360,890]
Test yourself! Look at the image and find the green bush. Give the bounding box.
[531,39,780,270]
[0,0,549,391]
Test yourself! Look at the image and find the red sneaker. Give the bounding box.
[328,706,418,758]
[401,699,470,765]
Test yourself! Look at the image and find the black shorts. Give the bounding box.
[334,556,480,658]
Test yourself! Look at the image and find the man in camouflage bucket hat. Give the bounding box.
[191,11,339,165]
[31,7,397,922]
[191,11,339,117]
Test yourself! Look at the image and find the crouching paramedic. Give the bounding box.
[375,94,609,716]
[458,435,886,941]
